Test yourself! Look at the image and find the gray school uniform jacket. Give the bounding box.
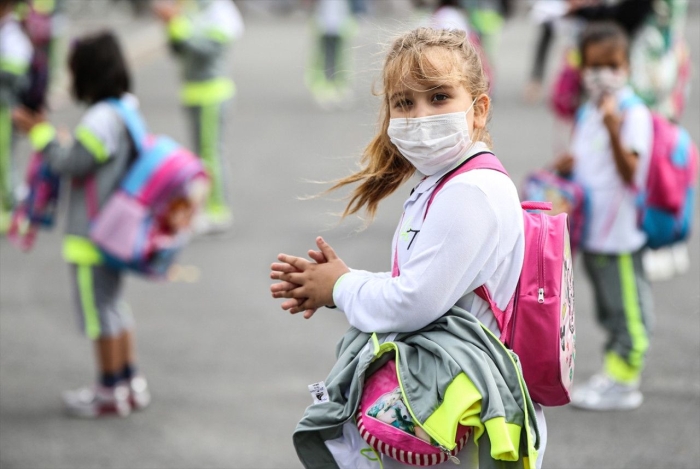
[28,95,137,264]
[165,0,244,107]
[293,306,540,469]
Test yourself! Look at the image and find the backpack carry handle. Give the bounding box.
[106,97,148,152]
[522,201,553,211]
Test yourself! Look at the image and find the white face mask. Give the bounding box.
[387,100,477,176]
[582,67,628,102]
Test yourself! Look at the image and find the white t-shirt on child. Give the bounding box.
[571,86,653,254]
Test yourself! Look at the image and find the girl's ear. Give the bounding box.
[473,93,490,130]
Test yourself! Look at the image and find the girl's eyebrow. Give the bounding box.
[389,91,407,102]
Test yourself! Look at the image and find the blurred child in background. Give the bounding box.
[0,0,32,233]
[462,0,512,75]
[153,0,244,234]
[12,31,150,417]
[555,22,654,411]
[305,0,356,109]
[430,0,469,32]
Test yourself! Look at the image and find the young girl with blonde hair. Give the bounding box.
[271,27,546,468]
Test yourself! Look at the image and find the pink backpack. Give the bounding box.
[422,153,576,406]
[550,49,582,120]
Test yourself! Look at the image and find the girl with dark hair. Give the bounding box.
[12,30,150,418]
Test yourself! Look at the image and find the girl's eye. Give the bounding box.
[432,93,449,103]
[394,99,412,109]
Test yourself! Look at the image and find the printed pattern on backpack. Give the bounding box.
[356,359,470,466]
[522,169,589,253]
[559,225,576,391]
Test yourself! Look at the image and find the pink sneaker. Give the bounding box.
[128,375,151,411]
[62,384,131,418]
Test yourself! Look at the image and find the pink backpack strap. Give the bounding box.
[84,176,100,221]
[425,152,508,218]
[393,152,515,340]
[474,285,514,341]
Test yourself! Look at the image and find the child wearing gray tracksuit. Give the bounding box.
[154,0,244,233]
[555,22,654,411]
[13,31,150,418]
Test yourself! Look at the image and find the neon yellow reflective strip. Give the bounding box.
[63,236,103,265]
[75,125,109,163]
[423,372,485,447]
[0,58,30,75]
[33,0,56,14]
[181,78,234,106]
[566,49,581,68]
[605,351,642,383]
[0,106,12,213]
[615,254,649,373]
[205,28,231,43]
[200,103,228,213]
[168,15,192,42]
[15,2,29,19]
[471,10,504,34]
[77,265,101,339]
[29,122,56,151]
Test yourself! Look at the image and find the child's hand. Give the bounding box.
[270,246,329,318]
[57,127,71,144]
[553,154,575,176]
[270,237,349,319]
[599,94,621,132]
[12,107,45,134]
[152,1,179,21]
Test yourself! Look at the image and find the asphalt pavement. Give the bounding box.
[1,4,699,469]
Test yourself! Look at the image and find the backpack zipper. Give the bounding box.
[538,213,547,304]
[439,446,461,464]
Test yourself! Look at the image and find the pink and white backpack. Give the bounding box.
[357,359,470,465]
[424,153,576,406]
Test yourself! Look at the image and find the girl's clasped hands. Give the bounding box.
[270,237,349,319]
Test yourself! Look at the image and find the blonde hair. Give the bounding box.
[329,27,492,221]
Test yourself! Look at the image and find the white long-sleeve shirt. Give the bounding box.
[333,142,525,335]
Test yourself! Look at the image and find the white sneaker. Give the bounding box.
[671,243,690,275]
[193,211,233,236]
[62,384,131,418]
[570,374,643,411]
[642,248,675,282]
[128,375,151,411]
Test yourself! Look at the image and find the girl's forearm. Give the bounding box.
[606,123,637,185]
